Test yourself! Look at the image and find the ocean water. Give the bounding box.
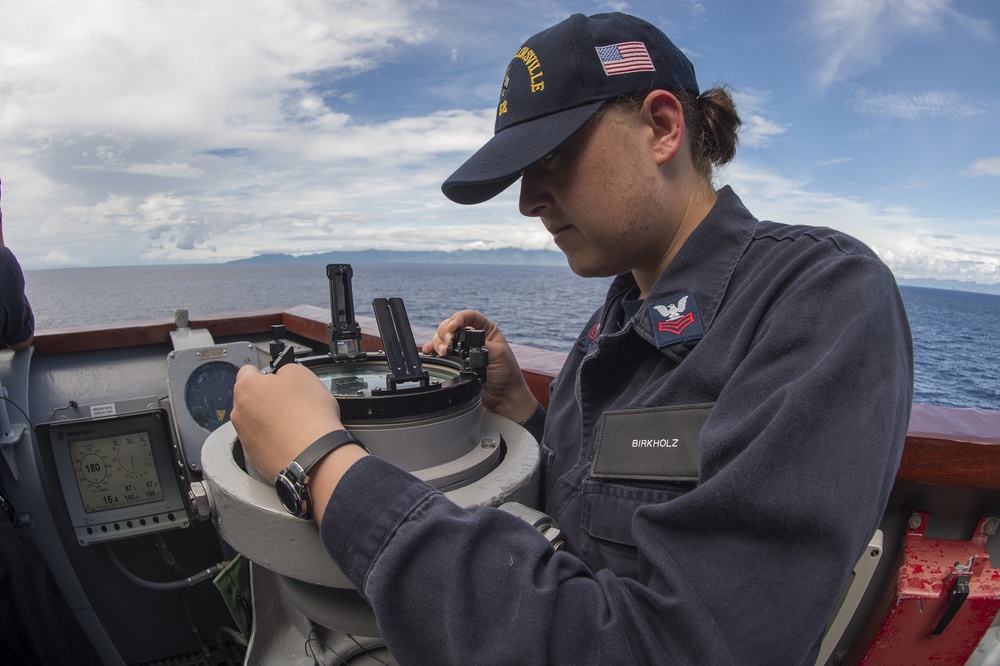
[23,263,614,351]
[898,286,999,411]
[23,263,1000,411]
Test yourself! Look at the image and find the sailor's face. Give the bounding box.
[518,108,668,279]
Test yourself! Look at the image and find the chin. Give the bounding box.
[565,256,617,279]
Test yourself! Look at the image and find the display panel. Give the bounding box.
[70,430,164,513]
[39,407,190,545]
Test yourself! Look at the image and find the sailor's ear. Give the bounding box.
[642,90,685,166]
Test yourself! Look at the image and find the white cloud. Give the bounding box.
[36,247,81,266]
[739,115,789,148]
[596,1,633,13]
[125,163,206,178]
[731,89,789,148]
[951,9,996,43]
[802,0,994,89]
[963,157,1000,178]
[7,100,526,266]
[0,1,503,267]
[2,0,997,292]
[817,157,852,166]
[72,162,207,178]
[876,174,933,194]
[686,1,707,17]
[0,0,432,140]
[724,158,1000,285]
[852,89,992,120]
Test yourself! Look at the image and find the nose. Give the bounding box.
[518,166,554,218]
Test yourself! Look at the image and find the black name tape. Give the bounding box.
[591,404,713,482]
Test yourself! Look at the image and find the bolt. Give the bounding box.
[188,482,213,520]
[542,527,565,550]
[983,516,999,537]
[907,512,922,530]
[481,437,498,449]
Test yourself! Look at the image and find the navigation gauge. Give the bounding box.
[167,342,261,473]
[79,451,108,484]
[115,435,149,474]
[184,361,240,432]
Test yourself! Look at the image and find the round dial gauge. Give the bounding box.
[116,438,149,474]
[184,361,240,432]
[79,452,108,484]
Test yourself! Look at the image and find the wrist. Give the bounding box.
[275,429,368,519]
[495,385,539,425]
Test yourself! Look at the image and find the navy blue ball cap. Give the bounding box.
[442,12,699,205]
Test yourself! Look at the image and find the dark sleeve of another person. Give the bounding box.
[0,247,34,348]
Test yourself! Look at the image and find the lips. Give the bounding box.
[544,219,572,240]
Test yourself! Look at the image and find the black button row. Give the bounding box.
[85,513,177,535]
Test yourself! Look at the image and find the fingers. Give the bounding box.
[421,310,496,356]
[420,318,454,355]
[231,364,263,425]
[236,363,259,380]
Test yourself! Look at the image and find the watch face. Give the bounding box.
[275,474,304,517]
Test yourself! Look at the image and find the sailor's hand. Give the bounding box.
[232,363,343,479]
[422,310,538,424]
[231,363,367,523]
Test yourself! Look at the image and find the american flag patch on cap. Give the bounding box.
[595,41,655,76]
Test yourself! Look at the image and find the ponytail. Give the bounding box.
[677,86,741,179]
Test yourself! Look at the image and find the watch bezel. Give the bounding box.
[275,461,309,518]
[273,430,367,519]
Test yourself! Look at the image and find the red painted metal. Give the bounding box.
[859,512,1000,664]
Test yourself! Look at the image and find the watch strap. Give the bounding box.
[293,429,367,474]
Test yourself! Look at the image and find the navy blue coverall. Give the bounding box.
[321,186,914,664]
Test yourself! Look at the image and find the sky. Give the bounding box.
[1,0,998,288]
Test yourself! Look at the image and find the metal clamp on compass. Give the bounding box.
[327,264,364,360]
[447,327,489,388]
[372,297,429,391]
[262,341,296,375]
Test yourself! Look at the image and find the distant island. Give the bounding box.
[895,277,1000,296]
[228,248,568,267]
[226,249,1000,295]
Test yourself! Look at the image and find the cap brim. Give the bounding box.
[441,101,605,205]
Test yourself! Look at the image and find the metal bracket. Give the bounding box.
[498,501,564,550]
[930,557,975,635]
[170,308,216,351]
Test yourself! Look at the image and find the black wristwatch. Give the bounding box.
[274,429,366,518]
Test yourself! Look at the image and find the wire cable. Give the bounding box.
[46,399,78,422]
[303,624,392,666]
[104,542,227,591]
[0,394,30,425]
